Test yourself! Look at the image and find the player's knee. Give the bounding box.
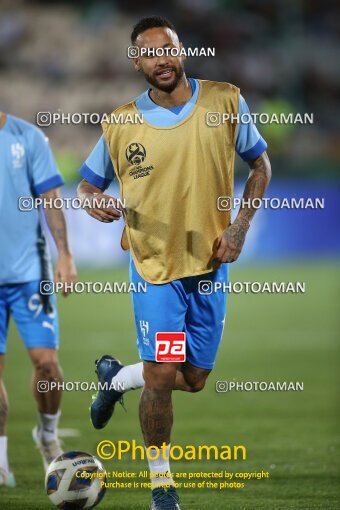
[187,378,206,393]
[35,358,61,381]
[183,366,210,393]
[143,363,176,391]
[144,374,174,392]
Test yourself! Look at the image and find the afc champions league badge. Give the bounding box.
[125,142,146,166]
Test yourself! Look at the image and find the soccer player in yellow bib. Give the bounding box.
[78,16,271,510]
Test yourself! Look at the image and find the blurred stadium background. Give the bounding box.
[1,0,339,509]
[1,0,339,266]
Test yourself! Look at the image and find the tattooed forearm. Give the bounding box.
[139,388,173,447]
[237,151,271,224]
[42,189,71,254]
[214,151,271,263]
[222,220,249,254]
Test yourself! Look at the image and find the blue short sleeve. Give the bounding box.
[28,128,64,195]
[236,95,267,161]
[80,135,114,190]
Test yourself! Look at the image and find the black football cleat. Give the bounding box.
[150,486,180,510]
[90,355,125,429]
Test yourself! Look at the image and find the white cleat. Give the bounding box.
[32,426,63,471]
[0,468,16,488]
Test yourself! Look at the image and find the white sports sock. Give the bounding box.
[147,444,174,489]
[38,410,61,443]
[0,436,9,472]
[111,363,144,392]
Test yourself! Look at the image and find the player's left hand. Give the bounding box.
[213,217,250,263]
[54,252,77,297]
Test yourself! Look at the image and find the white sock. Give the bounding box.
[38,410,61,442]
[0,436,9,472]
[111,363,144,392]
[146,444,174,489]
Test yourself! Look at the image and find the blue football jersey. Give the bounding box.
[0,114,64,284]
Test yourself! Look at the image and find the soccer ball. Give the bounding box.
[45,451,107,509]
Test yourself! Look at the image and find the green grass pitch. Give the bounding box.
[2,261,339,509]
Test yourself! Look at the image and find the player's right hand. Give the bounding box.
[84,193,123,223]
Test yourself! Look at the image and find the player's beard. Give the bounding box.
[142,63,185,93]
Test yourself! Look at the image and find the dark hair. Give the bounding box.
[131,16,177,45]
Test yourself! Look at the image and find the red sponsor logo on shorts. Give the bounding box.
[155,332,186,362]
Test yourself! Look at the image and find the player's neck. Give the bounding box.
[149,76,192,109]
[0,112,7,129]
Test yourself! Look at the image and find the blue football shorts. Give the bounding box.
[130,259,229,369]
[0,280,59,354]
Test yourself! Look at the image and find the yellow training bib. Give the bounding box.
[102,79,239,284]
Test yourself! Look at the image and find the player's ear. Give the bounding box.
[132,57,141,72]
